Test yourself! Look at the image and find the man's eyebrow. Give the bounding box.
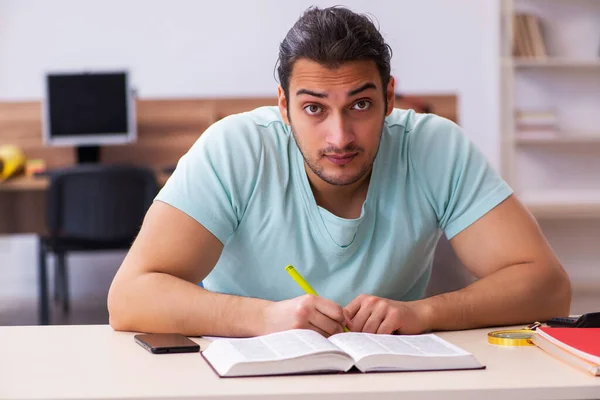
[296,89,327,98]
[348,82,377,97]
[295,82,377,98]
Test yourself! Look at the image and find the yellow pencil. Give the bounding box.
[285,264,350,332]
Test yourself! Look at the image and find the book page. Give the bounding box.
[374,334,468,356]
[211,329,344,363]
[328,333,389,360]
[329,332,468,361]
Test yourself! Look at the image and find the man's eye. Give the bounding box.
[304,104,323,115]
[352,100,372,111]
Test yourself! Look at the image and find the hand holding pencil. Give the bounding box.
[258,265,350,337]
[284,265,350,333]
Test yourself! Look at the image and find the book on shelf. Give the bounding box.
[515,110,557,124]
[531,327,600,376]
[201,329,484,377]
[526,14,547,59]
[512,14,527,58]
[513,13,547,59]
[515,109,559,137]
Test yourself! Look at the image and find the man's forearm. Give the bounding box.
[108,272,271,337]
[412,262,572,332]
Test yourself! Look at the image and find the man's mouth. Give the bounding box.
[324,153,357,165]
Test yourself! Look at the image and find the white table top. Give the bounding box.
[1,324,598,400]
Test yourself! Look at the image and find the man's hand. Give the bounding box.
[344,294,431,335]
[262,295,350,337]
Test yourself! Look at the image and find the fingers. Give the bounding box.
[343,309,352,327]
[293,295,345,336]
[313,296,346,326]
[380,306,402,334]
[346,296,401,334]
[376,318,398,335]
[347,305,370,332]
[346,294,381,332]
[344,295,365,320]
[362,306,386,334]
[309,309,345,336]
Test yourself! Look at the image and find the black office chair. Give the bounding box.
[38,165,158,325]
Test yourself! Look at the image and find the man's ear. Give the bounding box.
[277,86,290,125]
[386,76,396,116]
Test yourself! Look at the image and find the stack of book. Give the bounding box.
[531,327,600,376]
[515,109,559,138]
[513,13,547,59]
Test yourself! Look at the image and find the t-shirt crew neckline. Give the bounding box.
[289,124,384,256]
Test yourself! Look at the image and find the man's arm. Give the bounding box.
[108,201,348,337]
[345,195,571,334]
[108,201,264,336]
[419,194,571,330]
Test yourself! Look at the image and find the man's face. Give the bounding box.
[278,59,394,187]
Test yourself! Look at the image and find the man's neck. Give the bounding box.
[305,164,372,219]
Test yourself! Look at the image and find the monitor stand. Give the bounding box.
[76,145,100,164]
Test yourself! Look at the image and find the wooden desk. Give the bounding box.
[0,172,171,192]
[0,325,598,400]
[0,172,170,235]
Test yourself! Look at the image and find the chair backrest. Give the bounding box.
[47,165,158,241]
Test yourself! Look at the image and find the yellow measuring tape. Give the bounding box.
[487,322,541,346]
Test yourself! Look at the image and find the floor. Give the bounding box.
[0,235,122,325]
[0,235,597,326]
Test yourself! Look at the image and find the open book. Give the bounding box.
[202,329,484,377]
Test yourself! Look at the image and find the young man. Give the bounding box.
[108,7,571,337]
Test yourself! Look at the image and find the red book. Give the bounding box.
[532,327,600,376]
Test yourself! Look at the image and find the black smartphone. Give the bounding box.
[134,333,200,354]
[546,312,600,328]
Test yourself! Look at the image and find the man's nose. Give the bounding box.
[326,114,355,150]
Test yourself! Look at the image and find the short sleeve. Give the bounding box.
[155,115,263,244]
[408,115,513,240]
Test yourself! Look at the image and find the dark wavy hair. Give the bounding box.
[276,6,392,100]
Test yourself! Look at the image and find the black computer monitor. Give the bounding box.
[42,71,136,163]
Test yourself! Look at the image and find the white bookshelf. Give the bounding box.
[500,0,600,217]
[500,0,600,299]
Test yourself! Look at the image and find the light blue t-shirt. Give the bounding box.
[156,106,513,306]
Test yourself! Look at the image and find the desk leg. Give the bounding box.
[38,238,49,325]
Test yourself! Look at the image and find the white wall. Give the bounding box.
[0,0,501,169]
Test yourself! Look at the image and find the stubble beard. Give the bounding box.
[290,123,383,187]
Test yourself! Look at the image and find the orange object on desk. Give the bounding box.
[25,159,47,176]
